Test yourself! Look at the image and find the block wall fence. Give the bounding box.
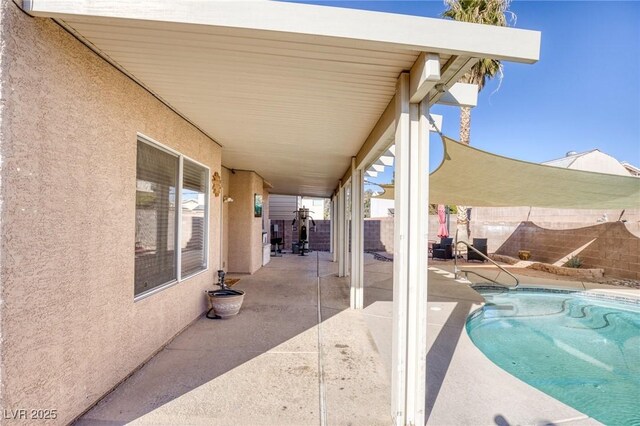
[275,215,640,280]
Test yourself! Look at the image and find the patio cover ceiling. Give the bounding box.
[22,0,540,197]
[376,136,640,209]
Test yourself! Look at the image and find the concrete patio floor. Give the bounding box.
[78,253,390,425]
[78,252,636,425]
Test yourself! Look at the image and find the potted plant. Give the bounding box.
[564,255,583,269]
[518,250,531,260]
[206,270,245,319]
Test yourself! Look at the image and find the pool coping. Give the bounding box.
[471,284,640,307]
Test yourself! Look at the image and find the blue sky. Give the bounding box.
[280,0,640,187]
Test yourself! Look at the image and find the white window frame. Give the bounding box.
[134,133,210,301]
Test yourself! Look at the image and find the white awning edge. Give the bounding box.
[22,0,541,63]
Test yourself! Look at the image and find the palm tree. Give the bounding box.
[442,0,515,145]
[442,0,515,241]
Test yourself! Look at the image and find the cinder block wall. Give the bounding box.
[305,215,639,280]
[495,221,640,280]
[309,221,330,251]
[471,207,640,252]
[1,4,222,423]
[296,219,396,252]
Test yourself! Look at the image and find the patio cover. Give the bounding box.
[376,136,640,209]
[20,0,540,198]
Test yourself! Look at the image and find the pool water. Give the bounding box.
[466,288,640,426]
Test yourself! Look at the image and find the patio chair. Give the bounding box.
[432,237,454,260]
[467,238,488,262]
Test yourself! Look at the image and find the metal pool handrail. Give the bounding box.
[453,231,519,289]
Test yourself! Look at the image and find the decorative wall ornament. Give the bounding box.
[254,193,263,217]
[212,172,222,197]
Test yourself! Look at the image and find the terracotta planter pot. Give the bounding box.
[207,289,245,318]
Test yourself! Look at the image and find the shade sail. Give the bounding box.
[375,136,640,209]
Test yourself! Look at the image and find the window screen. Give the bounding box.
[135,141,179,296]
[181,159,208,276]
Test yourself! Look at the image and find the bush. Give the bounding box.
[565,255,583,269]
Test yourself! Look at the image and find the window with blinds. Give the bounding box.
[181,159,207,277]
[135,137,209,298]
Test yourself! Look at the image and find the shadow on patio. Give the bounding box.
[78,253,390,425]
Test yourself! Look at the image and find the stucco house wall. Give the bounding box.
[227,170,265,274]
[0,4,222,423]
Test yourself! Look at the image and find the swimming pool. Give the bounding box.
[466,287,640,426]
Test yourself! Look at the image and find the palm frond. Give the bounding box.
[442,0,515,27]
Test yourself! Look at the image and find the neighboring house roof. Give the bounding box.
[621,162,640,177]
[542,149,598,169]
[182,199,200,210]
[543,149,636,177]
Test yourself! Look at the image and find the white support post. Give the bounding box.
[405,98,430,425]
[343,180,351,278]
[391,72,430,425]
[331,196,337,261]
[337,184,346,277]
[392,73,411,425]
[329,195,336,256]
[350,158,364,310]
